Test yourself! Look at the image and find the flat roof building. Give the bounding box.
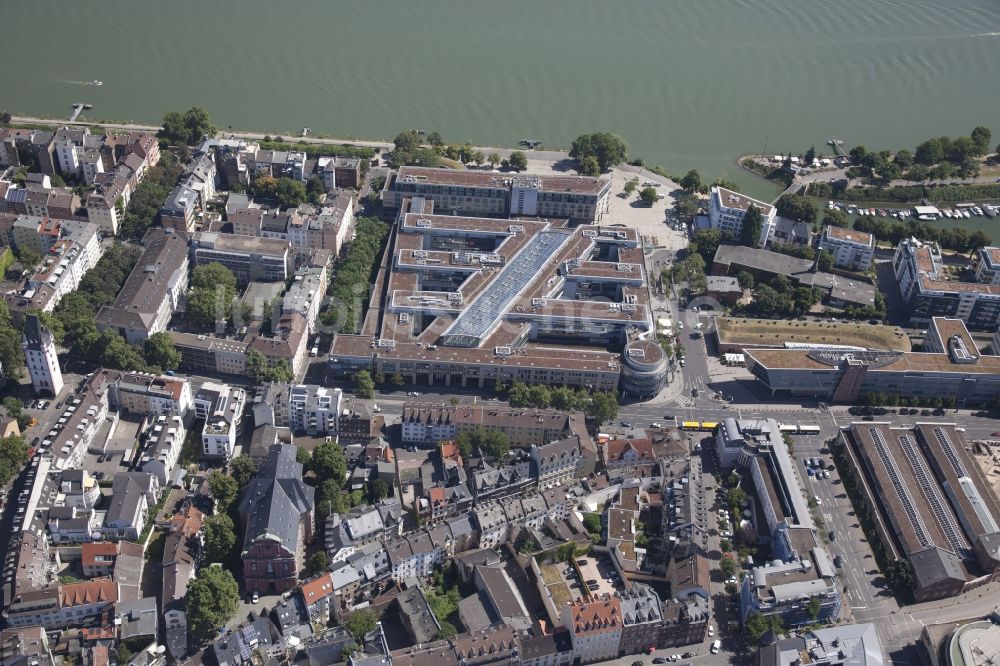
[708,186,777,247]
[190,231,291,284]
[818,224,875,272]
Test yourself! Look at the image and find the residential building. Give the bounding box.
[562,597,623,665]
[102,472,159,541]
[162,504,203,662]
[400,403,591,449]
[288,384,341,436]
[604,438,655,470]
[96,228,190,343]
[473,504,509,551]
[109,370,193,417]
[239,444,315,594]
[139,414,186,486]
[472,565,531,630]
[194,382,246,459]
[80,542,119,577]
[895,238,1000,330]
[530,436,581,488]
[756,623,884,666]
[299,572,336,625]
[383,166,612,223]
[397,580,441,644]
[210,616,282,666]
[769,216,813,248]
[708,186,777,246]
[19,221,103,313]
[249,312,310,377]
[160,183,198,232]
[282,265,328,332]
[45,370,113,470]
[189,231,291,284]
[22,313,63,396]
[338,401,383,444]
[618,584,665,655]
[818,225,875,271]
[744,317,1000,404]
[116,597,158,644]
[48,507,97,545]
[5,580,119,629]
[521,631,573,666]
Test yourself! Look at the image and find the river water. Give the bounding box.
[2,0,999,198]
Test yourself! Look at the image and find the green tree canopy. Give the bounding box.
[159,107,216,146]
[202,514,236,564]
[639,187,658,206]
[276,177,307,210]
[207,471,239,513]
[143,332,181,371]
[229,455,257,488]
[368,478,389,503]
[823,208,849,229]
[311,441,347,484]
[569,132,628,170]
[579,156,600,176]
[186,566,239,644]
[740,204,763,247]
[817,250,834,272]
[508,151,528,171]
[344,608,377,641]
[455,426,510,460]
[680,169,702,193]
[354,369,375,399]
[191,262,237,293]
[305,551,329,577]
[775,194,817,225]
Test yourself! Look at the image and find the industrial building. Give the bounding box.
[838,422,1000,601]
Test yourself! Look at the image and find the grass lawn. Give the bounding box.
[716,317,910,352]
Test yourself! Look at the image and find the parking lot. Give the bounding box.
[576,554,620,597]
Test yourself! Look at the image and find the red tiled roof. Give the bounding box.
[299,573,334,605]
[60,580,118,608]
[81,542,118,567]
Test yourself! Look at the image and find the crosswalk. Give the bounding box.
[674,396,695,407]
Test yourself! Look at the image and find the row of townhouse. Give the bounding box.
[202,137,363,190]
[227,193,356,256]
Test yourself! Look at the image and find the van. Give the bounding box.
[711,640,721,655]
[309,346,319,357]
[372,404,381,413]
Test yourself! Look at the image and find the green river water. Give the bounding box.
[2,0,1000,199]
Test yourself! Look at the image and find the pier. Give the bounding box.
[69,103,91,122]
[827,138,847,157]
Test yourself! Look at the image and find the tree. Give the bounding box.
[578,156,600,176]
[823,208,849,229]
[720,539,733,553]
[623,177,639,196]
[0,434,29,486]
[368,478,389,503]
[803,146,816,166]
[345,608,377,642]
[680,169,702,193]
[390,372,405,387]
[202,514,236,563]
[455,426,510,460]
[569,132,628,170]
[508,151,528,171]
[307,175,326,204]
[585,392,618,424]
[230,456,257,488]
[639,187,658,206]
[394,129,422,153]
[806,597,822,620]
[674,193,699,222]
[311,441,347,483]
[817,250,834,272]
[186,287,228,329]
[159,107,216,146]
[487,151,500,168]
[745,613,783,642]
[253,175,279,197]
[848,145,868,164]
[736,271,754,290]
[296,447,312,466]
[207,471,239,513]
[143,332,181,371]
[915,138,944,165]
[740,204,763,247]
[507,381,531,407]
[426,131,444,147]
[276,177,307,210]
[305,551,329,577]
[550,387,578,411]
[583,512,602,536]
[186,566,239,644]
[893,149,914,169]
[354,369,375,399]
[775,194,817,225]
[719,555,736,578]
[527,384,551,408]
[471,150,485,167]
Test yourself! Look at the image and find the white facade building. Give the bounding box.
[195,382,246,459]
[22,314,63,396]
[288,384,341,436]
[818,225,875,271]
[708,186,777,246]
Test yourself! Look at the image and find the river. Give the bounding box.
[2,0,999,198]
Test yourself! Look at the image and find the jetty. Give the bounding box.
[69,103,92,122]
[826,138,847,157]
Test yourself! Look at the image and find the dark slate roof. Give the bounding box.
[910,547,966,590]
[238,444,315,554]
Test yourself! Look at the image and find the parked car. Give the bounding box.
[829,530,836,541]
[711,640,721,654]
[252,591,259,604]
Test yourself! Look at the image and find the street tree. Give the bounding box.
[508,151,528,171]
[202,514,236,563]
[569,132,628,170]
[229,456,257,488]
[143,332,181,371]
[354,369,375,399]
[207,471,239,513]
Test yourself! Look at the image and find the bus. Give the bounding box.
[798,425,822,435]
[778,424,798,434]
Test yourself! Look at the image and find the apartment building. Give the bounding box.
[400,403,590,448]
[109,370,193,417]
[562,597,623,664]
[45,371,113,470]
[529,436,581,488]
[895,238,1000,330]
[22,314,63,397]
[383,166,612,223]
[189,231,291,284]
[96,228,190,343]
[282,265,328,332]
[160,183,198,232]
[168,331,250,375]
[22,221,103,312]
[708,186,777,246]
[194,382,246,459]
[818,224,875,271]
[288,384,341,436]
[5,580,119,629]
[139,414,186,486]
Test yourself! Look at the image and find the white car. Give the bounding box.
[677,322,684,330]
[708,626,715,637]
[711,640,721,654]
[813,496,822,506]
[252,591,259,604]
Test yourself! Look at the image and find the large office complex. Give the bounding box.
[189,231,291,284]
[838,422,1000,601]
[707,186,777,246]
[744,317,1000,404]
[330,209,666,397]
[96,228,190,344]
[382,166,612,223]
[895,238,1000,330]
